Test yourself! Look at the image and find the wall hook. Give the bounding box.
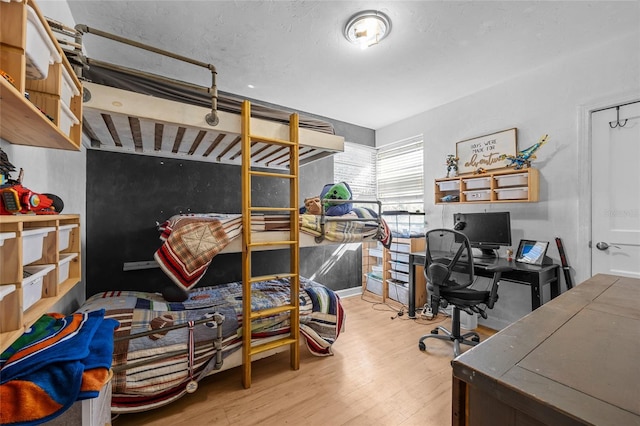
[609,106,628,128]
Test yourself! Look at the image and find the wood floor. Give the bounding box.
[112,294,494,426]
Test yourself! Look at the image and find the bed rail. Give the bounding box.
[314,199,384,243]
[111,312,225,373]
[73,24,219,126]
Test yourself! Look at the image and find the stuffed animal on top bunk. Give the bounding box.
[320,181,353,216]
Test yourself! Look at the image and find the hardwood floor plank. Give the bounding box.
[113,295,494,426]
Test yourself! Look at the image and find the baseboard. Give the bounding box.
[336,286,362,298]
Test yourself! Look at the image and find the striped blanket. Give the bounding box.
[77,277,344,413]
[300,208,392,248]
[154,214,243,291]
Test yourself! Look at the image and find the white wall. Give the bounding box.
[376,32,640,329]
[0,0,87,313]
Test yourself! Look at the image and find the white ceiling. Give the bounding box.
[65,1,639,130]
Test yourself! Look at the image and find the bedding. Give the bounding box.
[154,211,390,291]
[78,276,345,413]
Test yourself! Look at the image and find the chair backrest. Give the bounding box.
[424,228,475,314]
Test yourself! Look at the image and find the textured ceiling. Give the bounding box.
[65,1,640,130]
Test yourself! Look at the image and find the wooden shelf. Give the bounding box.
[0,0,82,151]
[0,214,81,354]
[435,167,539,204]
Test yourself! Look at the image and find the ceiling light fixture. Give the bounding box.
[344,10,391,49]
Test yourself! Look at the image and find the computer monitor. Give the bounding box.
[453,212,512,259]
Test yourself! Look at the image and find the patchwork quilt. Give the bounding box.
[77,277,345,413]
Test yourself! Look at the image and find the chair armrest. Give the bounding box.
[484,266,511,309]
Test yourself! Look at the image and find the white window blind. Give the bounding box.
[377,135,424,209]
[333,142,377,200]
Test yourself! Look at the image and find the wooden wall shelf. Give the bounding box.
[0,214,81,354]
[0,0,82,151]
[435,168,539,205]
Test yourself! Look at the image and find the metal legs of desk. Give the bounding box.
[408,252,561,318]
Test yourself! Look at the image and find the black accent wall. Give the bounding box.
[85,150,361,297]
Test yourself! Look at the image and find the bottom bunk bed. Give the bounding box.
[77,276,344,413]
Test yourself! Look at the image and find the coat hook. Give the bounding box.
[609,106,628,128]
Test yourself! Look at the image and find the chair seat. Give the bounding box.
[441,288,490,308]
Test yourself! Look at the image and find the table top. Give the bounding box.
[452,274,640,425]
[409,251,558,272]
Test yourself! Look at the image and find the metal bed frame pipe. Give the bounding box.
[74,24,219,126]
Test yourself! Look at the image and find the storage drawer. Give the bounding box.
[495,172,528,187]
[436,180,460,191]
[463,177,491,190]
[22,227,56,265]
[58,252,78,284]
[390,243,410,253]
[390,252,409,263]
[463,190,491,201]
[389,270,409,282]
[388,261,409,273]
[386,280,409,304]
[494,187,529,200]
[365,274,383,296]
[22,264,54,311]
[25,5,61,79]
[58,224,78,252]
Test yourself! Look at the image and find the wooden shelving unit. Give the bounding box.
[362,238,426,309]
[435,167,539,204]
[0,215,81,353]
[0,0,82,150]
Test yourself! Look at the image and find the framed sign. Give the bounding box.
[456,128,517,174]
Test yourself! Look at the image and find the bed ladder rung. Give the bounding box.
[249,206,296,212]
[250,304,297,320]
[249,240,297,248]
[249,170,296,179]
[250,337,298,356]
[249,273,297,283]
[250,134,296,147]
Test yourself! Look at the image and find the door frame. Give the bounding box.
[577,91,640,278]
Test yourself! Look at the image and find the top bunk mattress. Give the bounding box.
[79,65,344,169]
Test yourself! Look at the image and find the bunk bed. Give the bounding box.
[78,276,344,413]
[60,24,390,413]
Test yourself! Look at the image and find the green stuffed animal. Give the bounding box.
[321,182,353,216]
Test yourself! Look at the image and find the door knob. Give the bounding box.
[596,242,620,250]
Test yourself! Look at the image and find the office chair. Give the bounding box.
[418,228,510,357]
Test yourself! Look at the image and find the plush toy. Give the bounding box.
[303,197,322,215]
[320,182,353,216]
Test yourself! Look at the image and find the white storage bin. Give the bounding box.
[389,261,409,273]
[368,248,383,258]
[59,101,79,136]
[22,227,56,265]
[389,270,409,282]
[25,5,61,80]
[463,177,491,190]
[366,274,383,296]
[58,252,78,284]
[494,187,529,200]
[390,252,409,263]
[390,243,410,253]
[0,232,16,246]
[495,172,528,187]
[387,280,409,304]
[437,180,460,192]
[58,224,78,252]
[60,65,80,107]
[460,310,478,330]
[22,264,54,311]
[463,189,492,201]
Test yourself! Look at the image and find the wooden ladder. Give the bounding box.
[240,100,300,389]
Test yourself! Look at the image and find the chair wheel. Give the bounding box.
[471,336,480,343]
[431,328,439,334]
[419,342,426,351]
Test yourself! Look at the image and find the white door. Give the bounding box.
[591,101,640,278]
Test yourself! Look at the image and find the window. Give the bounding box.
[376,135,424,212]
[333,142,377,200]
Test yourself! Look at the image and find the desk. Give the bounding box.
[451,274,640,425]
[407,252,560,318]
